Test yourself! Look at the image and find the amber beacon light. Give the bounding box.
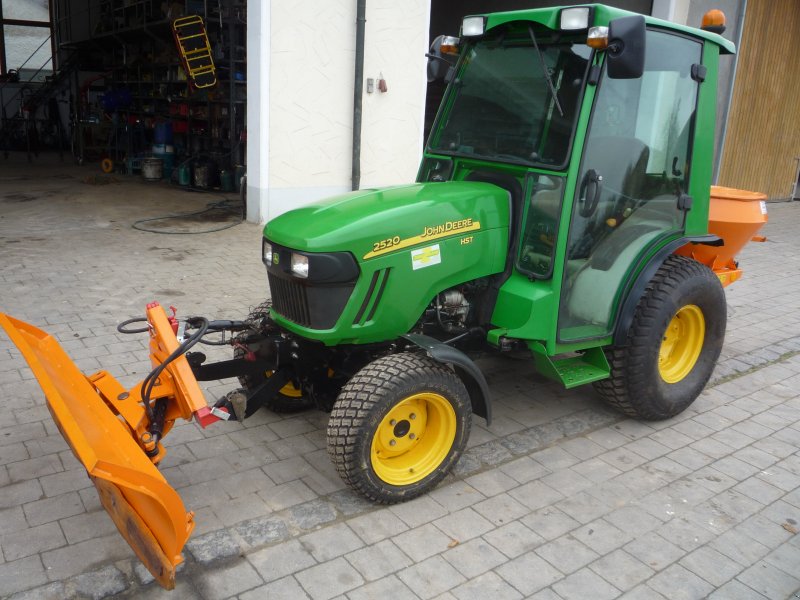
[701,9,726,34]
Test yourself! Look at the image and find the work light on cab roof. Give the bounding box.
[559,6,592,30]
[461,15,485,37]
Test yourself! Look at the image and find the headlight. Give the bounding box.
[262,240,273,264]
[291,253,309,278]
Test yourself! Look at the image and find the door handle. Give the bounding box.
[579,169,602,217]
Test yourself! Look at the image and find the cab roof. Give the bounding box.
[476,3,735,54]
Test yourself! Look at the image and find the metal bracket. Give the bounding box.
[209,406,231,420]
[691,63,707,83]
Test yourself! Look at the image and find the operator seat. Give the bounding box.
[590,136,650,205]
[577,136,650,242]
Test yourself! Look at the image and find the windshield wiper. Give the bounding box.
[528,25,564,117]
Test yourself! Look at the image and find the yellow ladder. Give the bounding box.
[172,15,217,89]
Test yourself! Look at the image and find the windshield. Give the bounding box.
[429,32,591,168]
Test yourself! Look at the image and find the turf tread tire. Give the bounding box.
[593,255,726,420]
[327,352,471,504]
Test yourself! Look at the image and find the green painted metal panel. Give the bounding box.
[685,41,722,236]
[474,4,734,54]
[527,341,610,387]
[264,182,509,345]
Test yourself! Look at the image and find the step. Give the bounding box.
[529,343,610,389]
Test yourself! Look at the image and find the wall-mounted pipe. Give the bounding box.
[352,0,366,191]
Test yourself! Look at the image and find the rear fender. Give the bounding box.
[612,235,720,346]
[402,333,491,425]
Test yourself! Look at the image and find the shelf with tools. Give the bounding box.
[69,0,246,185]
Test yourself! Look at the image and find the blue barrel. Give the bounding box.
[154,122,174,145]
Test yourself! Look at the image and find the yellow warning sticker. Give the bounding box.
[411,244,441,270]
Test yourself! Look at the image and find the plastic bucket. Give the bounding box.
[142,158,163,181]
[234,165,245,192]
[193,163,210,188]
[177,163,191,186]
[153,146,175,180]
[220,170,233,192]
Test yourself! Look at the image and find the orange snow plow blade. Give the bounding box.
[0,310,199,589]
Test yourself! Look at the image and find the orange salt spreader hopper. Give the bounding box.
[0,304,230,589]
[675,185,769,287]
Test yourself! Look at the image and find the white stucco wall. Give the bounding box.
[652,0,691,24]
[247,0,430,222]
[359,1,430,189]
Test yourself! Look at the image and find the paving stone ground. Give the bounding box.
[0,157,798,599]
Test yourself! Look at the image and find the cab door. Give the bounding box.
[558,29,704,342]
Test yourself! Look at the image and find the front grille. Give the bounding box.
[264,241,358,330]
[268,272,311,327]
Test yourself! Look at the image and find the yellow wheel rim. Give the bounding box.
[370,393,457,486]
[265,371,303,397]
[659,304,705,384]
[279,382,303,397]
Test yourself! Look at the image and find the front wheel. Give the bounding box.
[327,352,471,503]
[594,255,726,420]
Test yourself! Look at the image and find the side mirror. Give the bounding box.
[607,15,645,79]
[427,35,459,83]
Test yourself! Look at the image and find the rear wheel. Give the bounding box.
[594,255,726,420]
[327,352,471,503]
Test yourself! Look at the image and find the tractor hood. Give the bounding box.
[263,181,510,262]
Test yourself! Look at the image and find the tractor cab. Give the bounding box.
[421,4,734,359]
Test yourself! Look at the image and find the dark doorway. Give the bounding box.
[424,0,654,141]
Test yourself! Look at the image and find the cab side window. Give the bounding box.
[558,30,703,341]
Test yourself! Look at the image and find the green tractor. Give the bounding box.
[0,3,770,588]
[233,4,765,503]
